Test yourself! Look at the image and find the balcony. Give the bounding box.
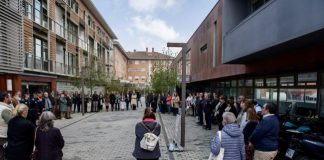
[49,19,65,39]
[24,54,79,76]
[78,38,88,51]
[222,0,324,63]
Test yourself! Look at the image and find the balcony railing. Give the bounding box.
[49,18,65,38]
[24,54,79,76]
[78,38,88,51]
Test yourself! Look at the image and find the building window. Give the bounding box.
[250,0,270,13]
[213,21,218,67]
[33,0,48,28]
[255,79,264,87]
[141,60,146,64]
[67,20,77,44]
[279,89,317,117]
[200,44,207,54]
[34,0,41,24]
[141,76,146,80]
[280,76,294,87]
[266,78,277,87]
[298,72,317,86]
[128,68,145,72]
[67,0,78,13]
[23,1,33,20]
[135,60,139,65]
[33,37,48,71]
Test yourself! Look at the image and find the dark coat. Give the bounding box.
[133,121,161,159]
[35,127,65,160]
[6,116,35,160]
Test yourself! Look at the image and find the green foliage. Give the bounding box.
[151,67,179,94]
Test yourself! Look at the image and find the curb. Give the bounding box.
[158,113,175,160]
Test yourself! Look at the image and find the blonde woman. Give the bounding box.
[6,104,35,160]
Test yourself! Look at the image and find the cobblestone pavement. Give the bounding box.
[54,101,169,160]
[159,112,217,160]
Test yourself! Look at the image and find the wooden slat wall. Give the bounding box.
[49,32,56,60]
[23,18,33,54]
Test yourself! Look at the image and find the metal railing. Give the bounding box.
[49,18,65,38]
[24,54,79,76]
[78,38,88,51]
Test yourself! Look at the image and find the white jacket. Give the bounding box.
[0,102,13,138]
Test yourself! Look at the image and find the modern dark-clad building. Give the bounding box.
[177,0,324,118]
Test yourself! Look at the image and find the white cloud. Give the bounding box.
[131,15,180,41]
[128,0,177,12]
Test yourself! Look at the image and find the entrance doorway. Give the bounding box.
[22,82,50,95]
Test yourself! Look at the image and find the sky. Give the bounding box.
[92,0,218,56]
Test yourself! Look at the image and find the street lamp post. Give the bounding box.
[167,42,187,147]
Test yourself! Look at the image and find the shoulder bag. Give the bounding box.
[209,131,224,160]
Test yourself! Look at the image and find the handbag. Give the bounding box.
[140,122,160,151]
[31,127,38,160]
[209,131,224,160]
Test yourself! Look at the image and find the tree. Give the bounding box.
[151,67,179,94]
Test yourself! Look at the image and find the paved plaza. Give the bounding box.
[54,100,217,160]
[55,106,169,160]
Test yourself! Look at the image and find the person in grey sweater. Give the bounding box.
[210,112,245,160]
[133,108,161,160]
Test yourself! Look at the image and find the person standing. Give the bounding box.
[132,108,161,160]
[92,91,99,112]
[236,95,245,114]
[115,93,121,111]
[210,112,245,160]
[0,92,14,159]
[104,93,110,112]
[186,93,193,115]
[151,93,158,113]
[243,108,259,160]
[35,111,64,160]
[160,93,167,113]
[126,91,131,111]
[173,93,180,116]
[109,92,116,112]
[65,92,72,119]
[249,102,279,160]
[6,104,35,160]
[215,95,227,130]
[204,93,215,130]
[131,91,137,110]
[136,91,142,107]
[238,100,254,131]
[166,93,172,114]
[42,92,52,112]
[197,92,204,125]
[59,93,67,119]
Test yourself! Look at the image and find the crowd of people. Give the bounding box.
[146,91,279,160]
[0,88,281,160]
[0,91,64,160]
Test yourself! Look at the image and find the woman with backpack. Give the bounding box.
[133,108,161,160]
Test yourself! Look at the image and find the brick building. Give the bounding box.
[126,48,174,87]
[0,0,118,94]
[176,0,324,117]
[113,40,128,82]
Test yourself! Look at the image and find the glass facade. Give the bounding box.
[197,72,323,118]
